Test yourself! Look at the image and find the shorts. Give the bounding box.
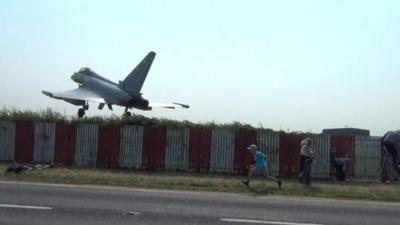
[255,164,267,172]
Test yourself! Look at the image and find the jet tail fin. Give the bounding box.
[119,51,156,96]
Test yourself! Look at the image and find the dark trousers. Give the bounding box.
[333,162,346,181]
[381,142,400,182]
[299,155,313,185]
[383,142,396,163]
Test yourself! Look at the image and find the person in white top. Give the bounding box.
[298,138,315,186]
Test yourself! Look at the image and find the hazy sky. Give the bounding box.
[0,1,399,135]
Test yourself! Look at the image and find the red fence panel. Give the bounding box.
[14,122,35,163]
[188,128,212,172]
[330,135,355,177]
[234,129,257,175]
[97,125,120,168]
[279,133,306,177]
[142,126,166,170]
[55,123,76,166]
[330,135,355,157]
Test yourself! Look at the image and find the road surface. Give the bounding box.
[0,181,399,225]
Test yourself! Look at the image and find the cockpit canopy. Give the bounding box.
[78,67,95,75]
[75,67,116,85]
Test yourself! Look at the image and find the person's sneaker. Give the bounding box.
[278,180,282,188]
[241,180,249,186]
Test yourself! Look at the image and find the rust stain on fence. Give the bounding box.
[165,128,189,171]
[119,125,144,169]
[0,122,15,161]
[75,124,98,167]
[257,130,280,176]
[34,122,55,163]
[210,129,235,173]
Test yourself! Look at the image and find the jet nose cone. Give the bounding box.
[71,73,77,81]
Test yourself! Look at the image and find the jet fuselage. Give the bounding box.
[71,69,150,109]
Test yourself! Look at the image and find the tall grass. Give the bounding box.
[0,107,67,123]
[0,107,283,132]
[0,107,319,136]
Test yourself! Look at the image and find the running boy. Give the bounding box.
[242,144,282,188]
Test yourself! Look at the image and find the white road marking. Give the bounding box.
[0,204,52,210]
[220,218,324,225]
[127,211,140,215]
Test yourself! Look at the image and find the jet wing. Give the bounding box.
[149,102,190,109]
[42,86,105,104]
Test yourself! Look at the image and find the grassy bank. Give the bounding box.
[1,164,399,202]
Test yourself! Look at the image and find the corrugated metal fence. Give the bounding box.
[165,128,189,171]
[0,122,15,161]
[257,130,280,176]
[97,125,120,168]
[188,128,211,172]
[0,120,391,180]
[75,124,98,167]
[234,129,256,175]
[311,135,331,179]
[119,125,144,169]
[279,133,305,177]
[210,129,235,173]
[14,122,35,163]
[354,136,381,178]
[330,135,355,176]
[55,123,76,166]
[142,126,166,170]
[34,122,55,163]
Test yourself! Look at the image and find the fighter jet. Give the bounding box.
[42,51,189,118]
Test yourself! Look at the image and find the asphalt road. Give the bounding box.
[0,181,399,225]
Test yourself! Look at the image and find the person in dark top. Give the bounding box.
[382,131,400,174]
[331,153,353,181]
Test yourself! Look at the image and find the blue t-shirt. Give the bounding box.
[254,151,266,167]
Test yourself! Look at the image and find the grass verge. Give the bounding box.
[1,164,399,202]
